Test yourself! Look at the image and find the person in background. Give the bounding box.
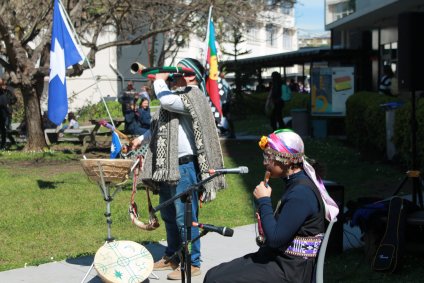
[289,78,300,93]
[269,71,284,131]
[0,78,17,149]
[123,101,144,135]
[379,65,394,96]
[137,97,151,134]
[119,81,137,116]
[131,58,226,280]
[204,129,339,283]
[58,112,79,137]
[139,85,151,102]
[218,71,236,138]
[67,112,79,129]
[42,111,56,129]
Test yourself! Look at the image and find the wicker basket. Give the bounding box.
[80,159,134,184]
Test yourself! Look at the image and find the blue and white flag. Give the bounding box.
[48,0,83,125]
[110,131,122,159]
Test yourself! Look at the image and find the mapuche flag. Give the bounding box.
[205,18,222,120]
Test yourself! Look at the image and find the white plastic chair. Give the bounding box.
[316,217,338,283]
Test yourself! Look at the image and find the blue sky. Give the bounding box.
[295,0,329,37]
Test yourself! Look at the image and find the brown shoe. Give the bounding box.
[167,265,201,280]
[153,256,179,271]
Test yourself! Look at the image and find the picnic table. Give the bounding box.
[81,118,126,153]
[44,124,96,147]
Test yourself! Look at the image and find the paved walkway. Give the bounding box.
[0,224,259,283]
[0,221,362,283]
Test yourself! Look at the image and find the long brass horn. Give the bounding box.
[130,63,196,77]
[130,62,145,74]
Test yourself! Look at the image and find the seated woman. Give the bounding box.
[137,98,151,134]
[204,129,339,283]
[59,112,79,135]
[124,102,144,135]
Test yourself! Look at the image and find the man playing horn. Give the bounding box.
[132,58,226,280]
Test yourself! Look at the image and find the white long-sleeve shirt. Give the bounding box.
[137,79,196,158]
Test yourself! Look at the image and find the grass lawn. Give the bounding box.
[0,113,423,281]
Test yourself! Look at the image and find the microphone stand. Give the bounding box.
[152,172,223,283]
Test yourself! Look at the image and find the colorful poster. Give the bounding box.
[311,67,354,116]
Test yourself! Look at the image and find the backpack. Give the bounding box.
[281,84,292,102]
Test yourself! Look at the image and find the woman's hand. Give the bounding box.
[253,181,272,199]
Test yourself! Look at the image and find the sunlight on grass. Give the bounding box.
[1,115,422,281]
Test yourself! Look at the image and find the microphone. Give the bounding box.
[208,166,249,175]
[192,222,234,237]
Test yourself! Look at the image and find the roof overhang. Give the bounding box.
[222,47,372,72]
[326,0,424,31]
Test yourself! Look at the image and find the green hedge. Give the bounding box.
[78,101,122,121]
[346,92,398,153]
[345,91,424,170]
[393,98,424,169]
[282,92,310,116]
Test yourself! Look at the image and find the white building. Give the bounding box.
[165,2,298,78]
[46,2,298,113]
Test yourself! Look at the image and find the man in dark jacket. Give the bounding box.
[0,79,17,149]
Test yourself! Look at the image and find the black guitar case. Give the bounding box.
[372,196,405,273]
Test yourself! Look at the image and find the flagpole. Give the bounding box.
[58,0,116,128]
[203,5,213,66]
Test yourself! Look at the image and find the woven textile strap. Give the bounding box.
[284,234,324,258]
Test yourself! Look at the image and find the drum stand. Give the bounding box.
[81,163,123,283]
[80,161,159,283]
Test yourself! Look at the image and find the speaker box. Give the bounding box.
[323,180,344,255]
[398,13,424,91]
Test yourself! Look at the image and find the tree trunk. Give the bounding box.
[22,82,47,151]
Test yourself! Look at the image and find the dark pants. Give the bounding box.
[203,251,285,283]
[0,109,9,148]
[270,100,285,131]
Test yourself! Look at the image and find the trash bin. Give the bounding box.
[380,102,404,160]
[291,108,309,137]
[312,119,327,138]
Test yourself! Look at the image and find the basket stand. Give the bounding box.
[97,161,123,242]
[80,160,131,283]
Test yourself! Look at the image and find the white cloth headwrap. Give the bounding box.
[273,130,339,221]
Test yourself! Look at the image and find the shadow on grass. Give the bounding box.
[37,179,64,189]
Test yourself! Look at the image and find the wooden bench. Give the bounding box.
[8,123,26,143]
[45,124,96,146]
[44,124,62,145]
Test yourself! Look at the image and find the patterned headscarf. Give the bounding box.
[178,58,207,94]
[259,129,339,221]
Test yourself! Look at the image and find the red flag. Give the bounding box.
[206,18,222,119]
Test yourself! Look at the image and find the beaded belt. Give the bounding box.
[284,234,324,258]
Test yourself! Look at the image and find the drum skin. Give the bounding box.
[94,240,153,283]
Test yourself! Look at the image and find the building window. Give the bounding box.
[329,1,354,22]
[283,28,292,50]
[281,2,293,15]
[247,25,259,43]
[266,24,277,47]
